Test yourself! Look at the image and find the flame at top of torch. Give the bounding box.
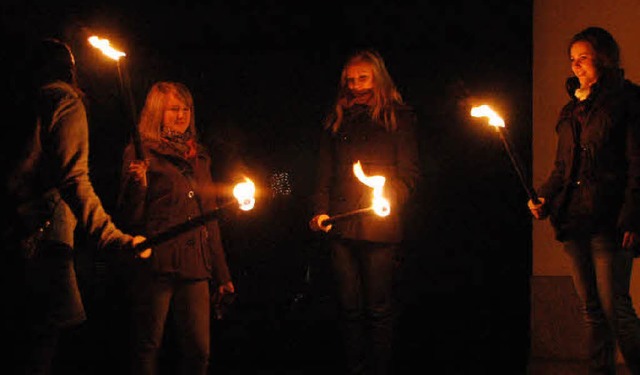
[353,161,390,217]
[470,104,505,128]
[353,161,385,190]
[88,36,126,61]
[233,177,256,211]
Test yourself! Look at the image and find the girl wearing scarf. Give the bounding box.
[309,50,421,375]
[117,81,234,375]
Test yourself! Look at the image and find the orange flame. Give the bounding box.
[88,36,126,61]
[233,177,255,211]
[353,161,390,217]
[471,105,505,128]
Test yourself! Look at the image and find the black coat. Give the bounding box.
[118,140,231,282]
[312,104,421,243]
[538,78,640,240]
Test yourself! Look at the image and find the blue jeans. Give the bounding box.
[563,234,640,375]
[331,239,397,375]
[130,274,211,375]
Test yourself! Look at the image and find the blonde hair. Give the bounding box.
[326,49,404,133]
[137,81,196,141]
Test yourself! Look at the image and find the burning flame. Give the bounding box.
[88,36,126,61]
[353,161,390,217]
[233,177,255,211]
[470,105,505,128]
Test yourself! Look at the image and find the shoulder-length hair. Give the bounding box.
[137,81,196,141]
[325,49,404,133]
[568,26,623,86]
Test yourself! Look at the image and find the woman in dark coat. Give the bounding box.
[117,81,234,375]
[309,49,420,375]
[529,27,640,374]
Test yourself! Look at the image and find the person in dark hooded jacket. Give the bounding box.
[528,27,640,374]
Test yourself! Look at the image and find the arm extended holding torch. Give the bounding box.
[122,162,256,255]
[133,201,235,254]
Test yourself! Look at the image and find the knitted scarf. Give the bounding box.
[160,127,197,160]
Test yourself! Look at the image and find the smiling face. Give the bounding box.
[162,92,191,133]
[570,40,599,88]
[345,61,375,94]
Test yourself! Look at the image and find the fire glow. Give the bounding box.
[233,178,256,211]
[353,161,390,217]
[88,36,126,61]
[470,104,505,128]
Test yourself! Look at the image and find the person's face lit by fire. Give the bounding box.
[346,62,374,94]
[570,40,599,89]
[162,93,191,133]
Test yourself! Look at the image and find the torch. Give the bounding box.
[88,36,145,161]
[471,104,539,204]
[233,177,256,211]
[320,161,391,227]
[134,178,256,254]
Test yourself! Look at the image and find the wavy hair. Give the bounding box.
[137,81,196,141]
[325,49,404,133]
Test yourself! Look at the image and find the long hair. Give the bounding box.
[325,49,404,133]
[137,81,196,142]
[568,26,623,87]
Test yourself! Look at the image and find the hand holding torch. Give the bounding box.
[315,161,391,230]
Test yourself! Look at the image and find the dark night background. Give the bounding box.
[2,1,534,374]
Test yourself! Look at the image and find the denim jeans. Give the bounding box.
[130,274,211,375]
[563,234,640,375]
[330,239,397,375]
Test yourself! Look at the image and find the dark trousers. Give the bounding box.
[129,274,211,375]
[563,234,640,375]
[18,241,85,375]
[330,239,398,375]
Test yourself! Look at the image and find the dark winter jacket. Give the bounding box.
[538,77,640,241]
[118,139,231,282]
[6,81,133,252]
[312,104,421,243]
